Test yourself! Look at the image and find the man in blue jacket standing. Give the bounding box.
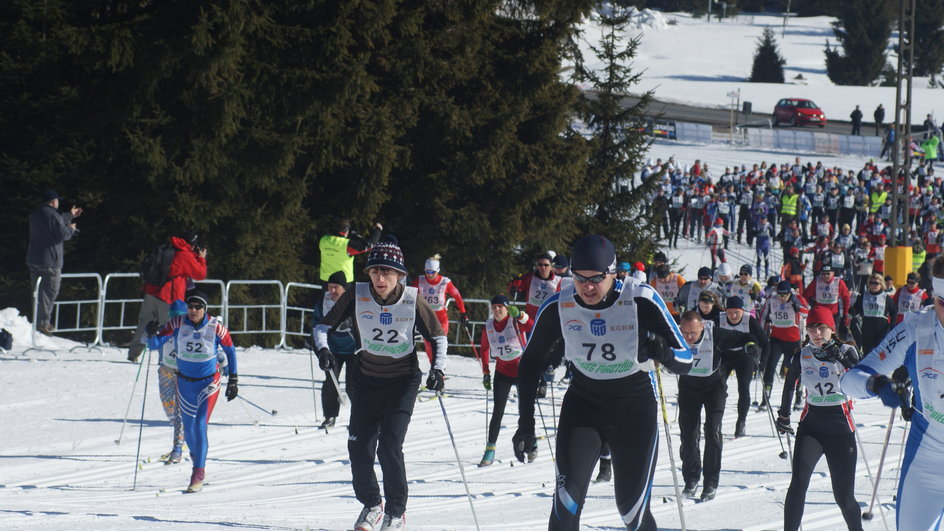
[26,190,82,335]
[312,271,356,429]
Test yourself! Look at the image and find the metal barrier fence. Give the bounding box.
[743,127,883,157]
[27,275,524,352]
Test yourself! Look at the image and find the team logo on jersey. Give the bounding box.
[804,367,815,375]
[359,311,376,321]
[193,333,201,339]
[428,287,435,294]
[920,367,943,379]
[498,335,505,344]
[380,312,393,325]
[819,366,830,378]
[564,319,585,332]
[590,316,606,336]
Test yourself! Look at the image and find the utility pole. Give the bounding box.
[888,0,916,283]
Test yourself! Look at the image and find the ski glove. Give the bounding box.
[225,375,239,401]
[427,369,445,392]
[868,374,903,408]
[317,348,335,371]
[507,305,521,318]
[460,313,469,326]
[775,415,794,435]
[145,320,159,338]
[744,342,760,360]
[483,374,492,391]
[512,427,536,463]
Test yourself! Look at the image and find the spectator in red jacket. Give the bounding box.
[802,263,851,337]
[128,231,208,362]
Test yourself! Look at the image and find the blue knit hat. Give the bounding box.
[169,299,187,317]
[366,235,407,274]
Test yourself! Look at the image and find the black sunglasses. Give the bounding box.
[573,272,607,284]
[187,303,206,310]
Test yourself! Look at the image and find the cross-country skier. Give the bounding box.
[313,236,448,531]
[848,273,896,360]
[311,271,355,429]
[758,281,810,411]
[156,299,188,464]
[478,295,533,467]
[892,272,930,324]
[718,296,767,438]
[508,253,563,321]
[776,307,863,531]
[146,289,238,493]
[411,254,467,362]
[512,235,690,530]
[677,311,757,501]
[675,266,719,314]
[840,259,944,531]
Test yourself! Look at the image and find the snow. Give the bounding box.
[578,11,943,124]
[0,238,905,531]
[0,10,921,531]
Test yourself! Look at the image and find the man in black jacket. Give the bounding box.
[26,190,82,335]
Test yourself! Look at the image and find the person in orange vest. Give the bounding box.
[650,261,686,317]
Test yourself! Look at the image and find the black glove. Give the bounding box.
[427,369,445,392]
[482,373,492,391]
[225,375,239,401]
[813,339,842,363]
[318,348,335,370]
[512,426,536,463]
[460,313,470,327]
[145,320,159,338]
[867,374,901,408]
[744,342,760,360]
[775,414,794,435]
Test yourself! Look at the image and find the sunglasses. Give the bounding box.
[868,281,881,285]
[187,303,205,310]
[536,263,552,267]
[573,272,607,284]
[907,280,917,284]
[425,270,438,275]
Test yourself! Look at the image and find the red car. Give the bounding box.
[772,98,827,127]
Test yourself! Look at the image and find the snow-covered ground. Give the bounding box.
[0,232,905,531]
[1,10,919,531]
[578,10,943,125]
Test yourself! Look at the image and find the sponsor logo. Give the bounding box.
[608,324,634,332]
[590,318,607,337]
[802,354,812,360]
[561,302,576,308]
[564,319,585,332]
[394,317,412,322]
[359,311,376,320]
[498,335,505,344]
[819,366,829,378]
[804,367,815,375]
[193,333,201,339]
[919,349,934,355]
[428,287,435,294]
[380,312,393,325]
[358,297,371,302]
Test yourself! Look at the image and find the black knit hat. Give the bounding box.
[327,271,348,285]
[571,235,616,274]
[366,235,407,274]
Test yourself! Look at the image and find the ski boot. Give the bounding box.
[757,384,772,411]
[354,504,383,531]
[320,417,336,429]
[536,381,547,399]
[161,445,183,464]
[593,457,612,483]
[379,513,405,530]
[700,486,717,502]
[734,419,746,439]
[186,467,205,493]
[479,444,496,467]
[682,481,698,497]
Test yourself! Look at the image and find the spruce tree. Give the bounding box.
[575,5,659,262]
[824,0,892,85]
[913,0,944,78]
[750,28,786,83]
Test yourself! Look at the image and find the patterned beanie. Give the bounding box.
[366,235,407,274]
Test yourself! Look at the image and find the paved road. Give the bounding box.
[623,95,886,138]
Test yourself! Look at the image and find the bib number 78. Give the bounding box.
[583,342,616,361]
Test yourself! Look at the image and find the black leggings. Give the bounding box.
[678,381,726,489]
[322,354,353,418]
[551,385,658,531]
[764,338,799,387]
[722,355,755,424]
[783,408,863,531]
[487,372,517,445]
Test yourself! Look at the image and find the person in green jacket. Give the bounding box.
[318,217,383,284]
[921,134,940,170]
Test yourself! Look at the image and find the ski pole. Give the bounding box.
[326,367,347,406]
[535,399,555,462]
[549,374,557,426]
[863,407,897,521]
[116,347,147,445]
[895,423,909,489]
[485,385,490,444]
[851,412,891,531]
[307,343,320,424]
[655,367,686,531]
[238,395,278,417]
[762,385,789,459]
[437,392,481,531]
[132,346,153,491]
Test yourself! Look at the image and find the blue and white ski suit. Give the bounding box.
[840,308,944,531]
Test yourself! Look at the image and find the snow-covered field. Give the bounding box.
[1,10,918,531]
[578,10,942,125]
[0,232,905,531]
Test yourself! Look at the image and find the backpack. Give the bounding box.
[139,242,177,287]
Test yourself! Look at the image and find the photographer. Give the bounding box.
[128,230,207,363]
